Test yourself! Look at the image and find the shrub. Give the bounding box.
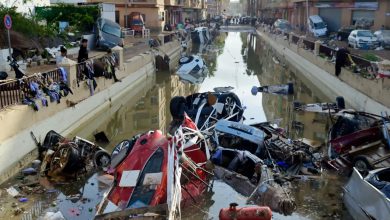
[362,53,380,62]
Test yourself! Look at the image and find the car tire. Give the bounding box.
[292,101,302,110]
[353,156,372,175]
[170,96,186,120]
[336,96,345,110]
[93,150,111,169]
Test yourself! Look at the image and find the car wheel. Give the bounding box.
[336,96,345,110]
[354,156,372,175]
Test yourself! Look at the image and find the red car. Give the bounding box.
[96,114,211,216]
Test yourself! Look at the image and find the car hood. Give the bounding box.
[314,28,327,36]
[358,36,378,41]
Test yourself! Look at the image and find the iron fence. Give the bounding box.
[291,34,300,45]
[76,52,120,85]
[302,39,315,50]
[0,80,24,109]
[319,44,335,58]
[0,68,63,109]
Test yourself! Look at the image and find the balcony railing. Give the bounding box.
[132,0,165,5]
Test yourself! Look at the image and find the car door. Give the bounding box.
[348,31,355,44]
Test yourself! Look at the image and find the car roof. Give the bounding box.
[98,18,121,28]
[309,15,323,22]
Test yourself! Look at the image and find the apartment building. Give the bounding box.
[51,0,207,31]
[255,0,389,32]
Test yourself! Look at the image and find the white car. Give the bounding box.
[343,167,390,220]
[348,30,379,49]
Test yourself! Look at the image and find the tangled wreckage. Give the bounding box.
[22,81,390,219]
[33,131,111,177]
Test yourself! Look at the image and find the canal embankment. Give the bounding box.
[256,27,390,114]
[0,39,182,184]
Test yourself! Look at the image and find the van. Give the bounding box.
[308,15,328,37]
[96,18,124,50]
[129,12,145,33]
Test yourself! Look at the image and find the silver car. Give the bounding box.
[348,30,379,49]
[374,30,390,49]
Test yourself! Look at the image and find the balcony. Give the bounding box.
[183,0,203,9]
[131,0,165,5]
[164,0,184,6]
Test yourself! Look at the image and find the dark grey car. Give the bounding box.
[96,18,124,50]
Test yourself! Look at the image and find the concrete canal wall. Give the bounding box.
[256,29,390,114]
[0,41,181,184]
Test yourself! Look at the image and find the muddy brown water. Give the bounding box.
[1,32,353,220]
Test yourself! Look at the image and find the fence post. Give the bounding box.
[112,46,124,71]
[289,33,293,43]
[314,41,321,56]
[158,34,165,46]
[59,60,77,89]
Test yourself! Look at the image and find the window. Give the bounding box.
[102,24,121,38]
[115,11,120,23]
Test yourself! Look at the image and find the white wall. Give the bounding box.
[100,3,116,22]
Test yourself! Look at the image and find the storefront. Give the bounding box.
[318,8,342,32]
[315,1,379,31]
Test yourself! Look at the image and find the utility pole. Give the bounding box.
[306,0,309,33]
[125,0,128,28]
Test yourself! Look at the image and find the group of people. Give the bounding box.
[56,38,120,84]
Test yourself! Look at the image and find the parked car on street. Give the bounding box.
[308,15,328,37]
[374,30,390,49]
[273,19,292,34]
[348,30,379,49]
[337,26,354,41]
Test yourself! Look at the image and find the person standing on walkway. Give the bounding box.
[335,47,350,77]
[56,46,67,66]
[78,39,89,63]
[104,49,120,83]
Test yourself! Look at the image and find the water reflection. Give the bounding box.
[39,32,351,220]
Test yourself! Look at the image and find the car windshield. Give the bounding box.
[102,24,121,38]
[279,23,292,30]
[357,31,373,37]
[314,22,326,29]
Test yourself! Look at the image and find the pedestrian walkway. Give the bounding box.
[257,29,390,114]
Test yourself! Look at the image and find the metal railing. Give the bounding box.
[319,44,334,58]
[76,52,119,85]
[291,34,300,44]
[0,80,24,109]
[282,31,378,78]
[302,39,315,50]
[0,68,63,109]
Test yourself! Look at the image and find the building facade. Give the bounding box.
[51,0,207,31]
[255,0,390,32]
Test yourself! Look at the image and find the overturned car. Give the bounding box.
[35,130,111,177]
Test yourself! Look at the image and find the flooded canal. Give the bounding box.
[2,31,353,219]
